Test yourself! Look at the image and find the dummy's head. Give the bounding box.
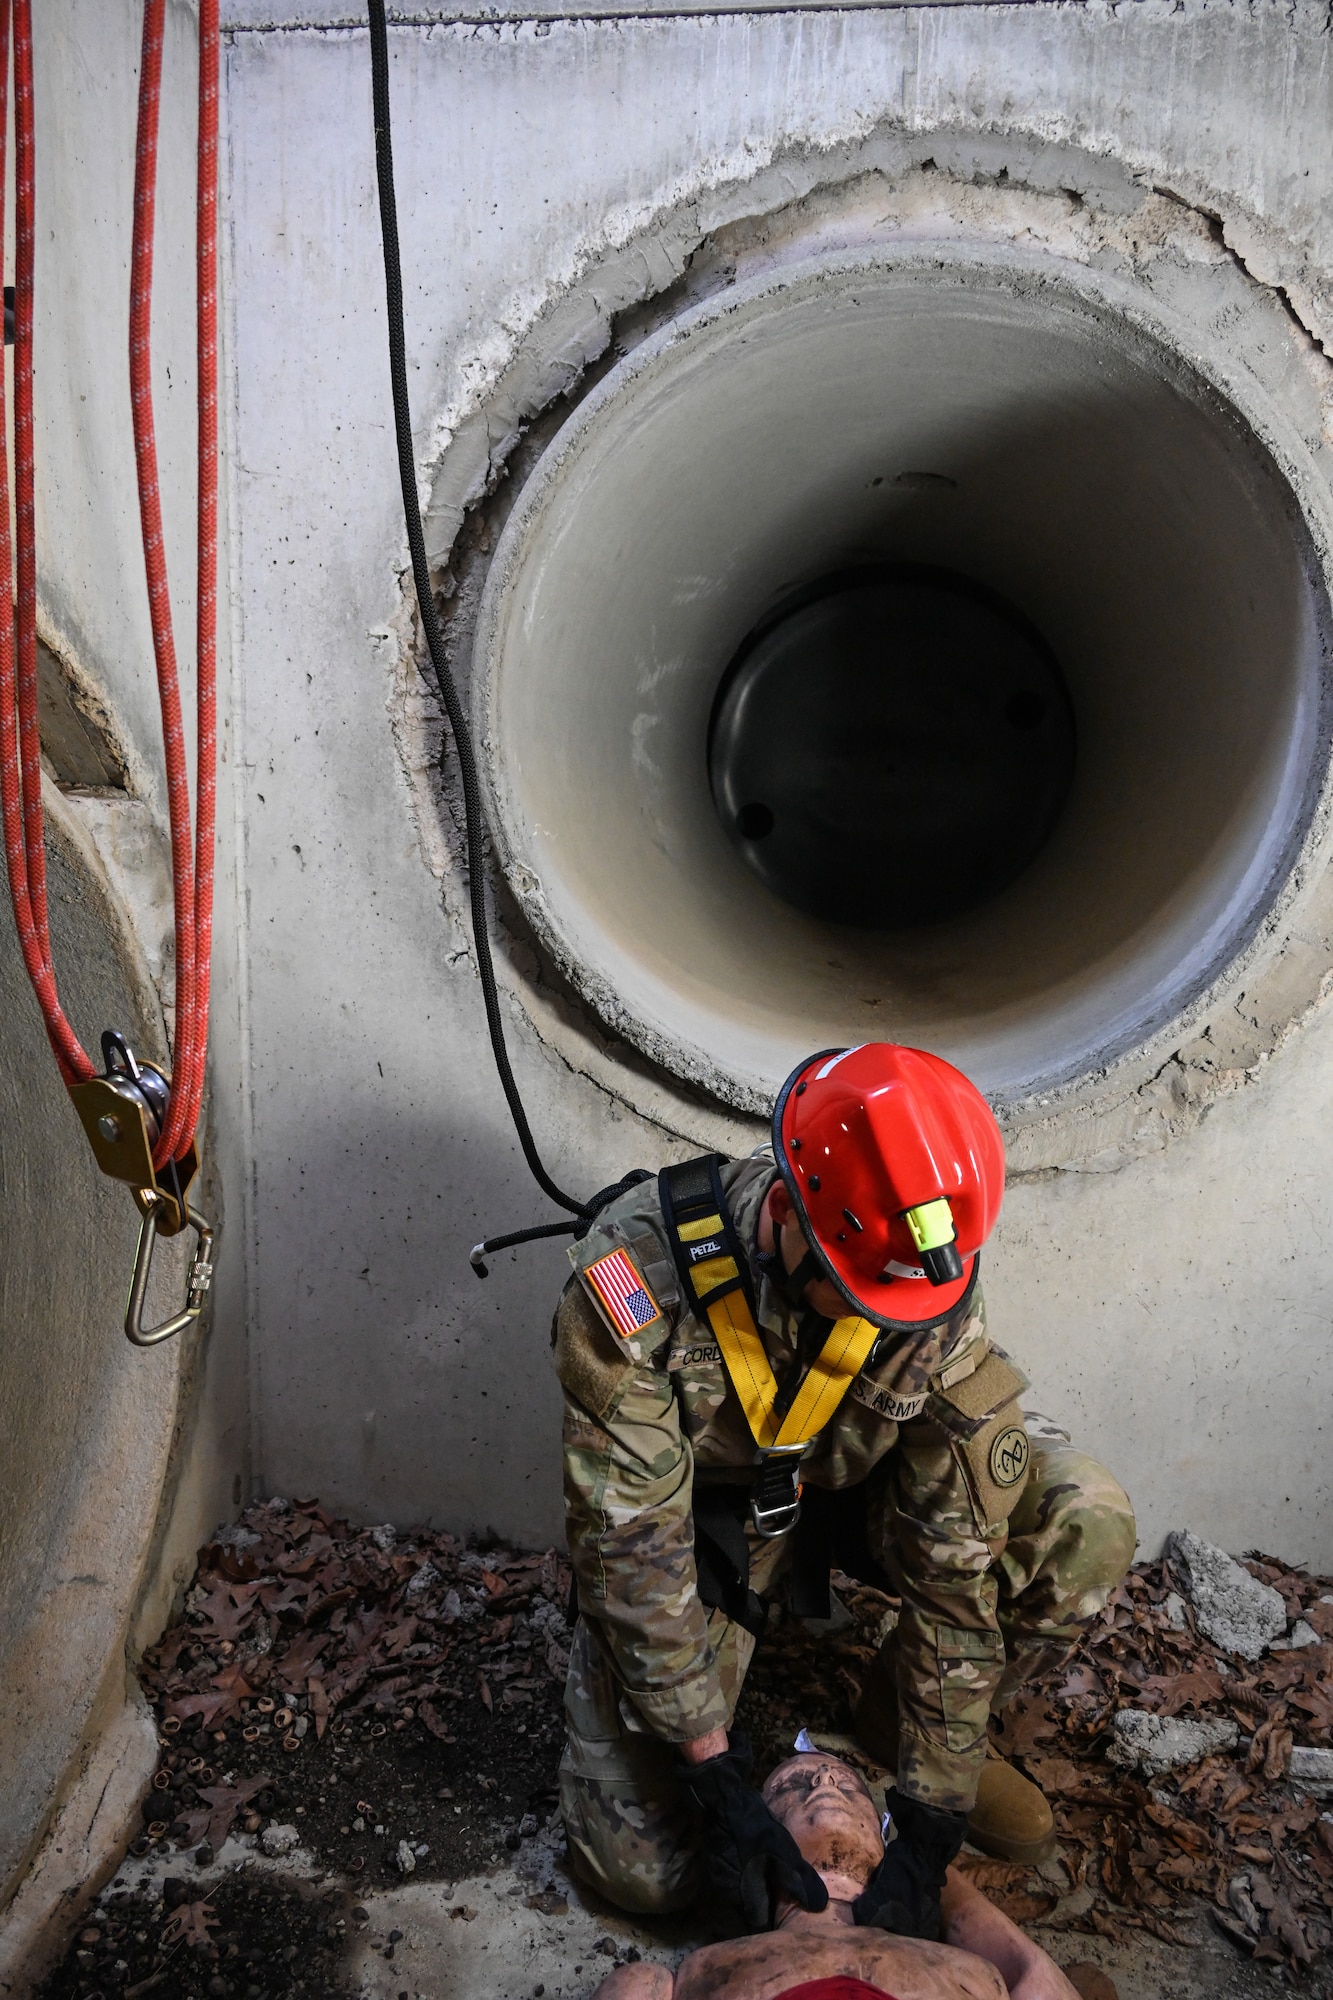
[761,1753,885,1902]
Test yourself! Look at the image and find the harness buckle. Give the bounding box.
[750,1448,805,1539]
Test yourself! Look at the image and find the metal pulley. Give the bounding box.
[68,1029,215,1346]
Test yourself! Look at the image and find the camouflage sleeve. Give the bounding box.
[883,1414,1009,1814]
[556,1283,729,1744]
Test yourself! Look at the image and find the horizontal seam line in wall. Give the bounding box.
[227,0,1026,31]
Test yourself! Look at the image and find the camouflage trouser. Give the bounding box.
[559,1428,1134,1914]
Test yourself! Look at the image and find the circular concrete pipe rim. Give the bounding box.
[474,241,1333,1118]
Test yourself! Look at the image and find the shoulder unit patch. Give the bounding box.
[582,1248,663,1341]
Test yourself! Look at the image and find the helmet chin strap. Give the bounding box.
[785,1247,828,1297]
[757,1236,828,1308]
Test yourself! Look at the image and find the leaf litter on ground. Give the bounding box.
[737,1548,1333,1976]
[36,1500,575,1999]
[38,1504,1333,1996]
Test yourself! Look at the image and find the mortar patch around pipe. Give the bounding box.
[388,149,1333,1175]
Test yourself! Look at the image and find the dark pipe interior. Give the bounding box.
[709,566,1076,929]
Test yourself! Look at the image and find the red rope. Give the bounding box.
[181,0,220,1160]
[0,0,219,1162]
[0,0,91,1086]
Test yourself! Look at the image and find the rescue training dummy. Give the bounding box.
[588,1750,1088,2000]
[553,1043,1136,1927]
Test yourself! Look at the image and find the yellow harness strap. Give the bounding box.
[668,1173,879,1453]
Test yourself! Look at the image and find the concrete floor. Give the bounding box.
[94,1819,1300,2000]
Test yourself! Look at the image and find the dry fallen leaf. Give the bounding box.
[161,1898,218,1950]
[1062,1963,1118,2000]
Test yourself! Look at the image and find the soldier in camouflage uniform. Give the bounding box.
[552,1045,1135,1929]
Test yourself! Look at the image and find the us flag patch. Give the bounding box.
[584,1249,662,1340]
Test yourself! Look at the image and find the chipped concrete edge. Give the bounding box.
[386,124,1333,1175]
[0,1682,159,1995]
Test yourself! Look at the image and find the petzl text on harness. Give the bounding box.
[659,1156,879,1536]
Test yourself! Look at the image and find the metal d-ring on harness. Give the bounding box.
[659,1155,882,1538]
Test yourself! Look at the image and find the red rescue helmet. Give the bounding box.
[772,1043,1005,1330]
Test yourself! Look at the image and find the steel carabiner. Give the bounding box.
[125,1195,215,1347]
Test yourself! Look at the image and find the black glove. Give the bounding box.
[684,1729,829,1930]
[852,1787,967,1940]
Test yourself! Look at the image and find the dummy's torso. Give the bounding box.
[671,1917,1008,2000]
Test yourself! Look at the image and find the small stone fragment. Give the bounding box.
[1165,1530,1286,1661]
[1270,1618,1319,1651]
[405,1561,440,1601]
[1108,1708,1239,1776]
[369,1524,397,1552]
[395,1839,417,1875]
[260,1823,299,1857]
[1289,1746,1333,1795]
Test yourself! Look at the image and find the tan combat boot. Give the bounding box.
[852,1641,1056,1865]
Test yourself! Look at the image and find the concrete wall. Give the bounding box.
[32,0,251,1622]
[0,1,248,1958]
[223,0,1333,1563]
[5,0,1333,1946]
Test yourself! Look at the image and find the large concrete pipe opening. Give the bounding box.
[476,251,1331,1110]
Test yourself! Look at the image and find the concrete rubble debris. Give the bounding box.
[1108,1708,1240,1776]
[1289,1747,1333,1798]
[1271,1618,1320,1651]
[260,1824,299,1857]
[395,1840,416,1875]
[404,1560,440,1601]
[1165,1529,1287,1661]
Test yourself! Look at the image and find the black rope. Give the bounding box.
[368,1,585,1224]
[469,1220,578,1278]
[369,8,653,1273]
[468,1171,654,1274]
